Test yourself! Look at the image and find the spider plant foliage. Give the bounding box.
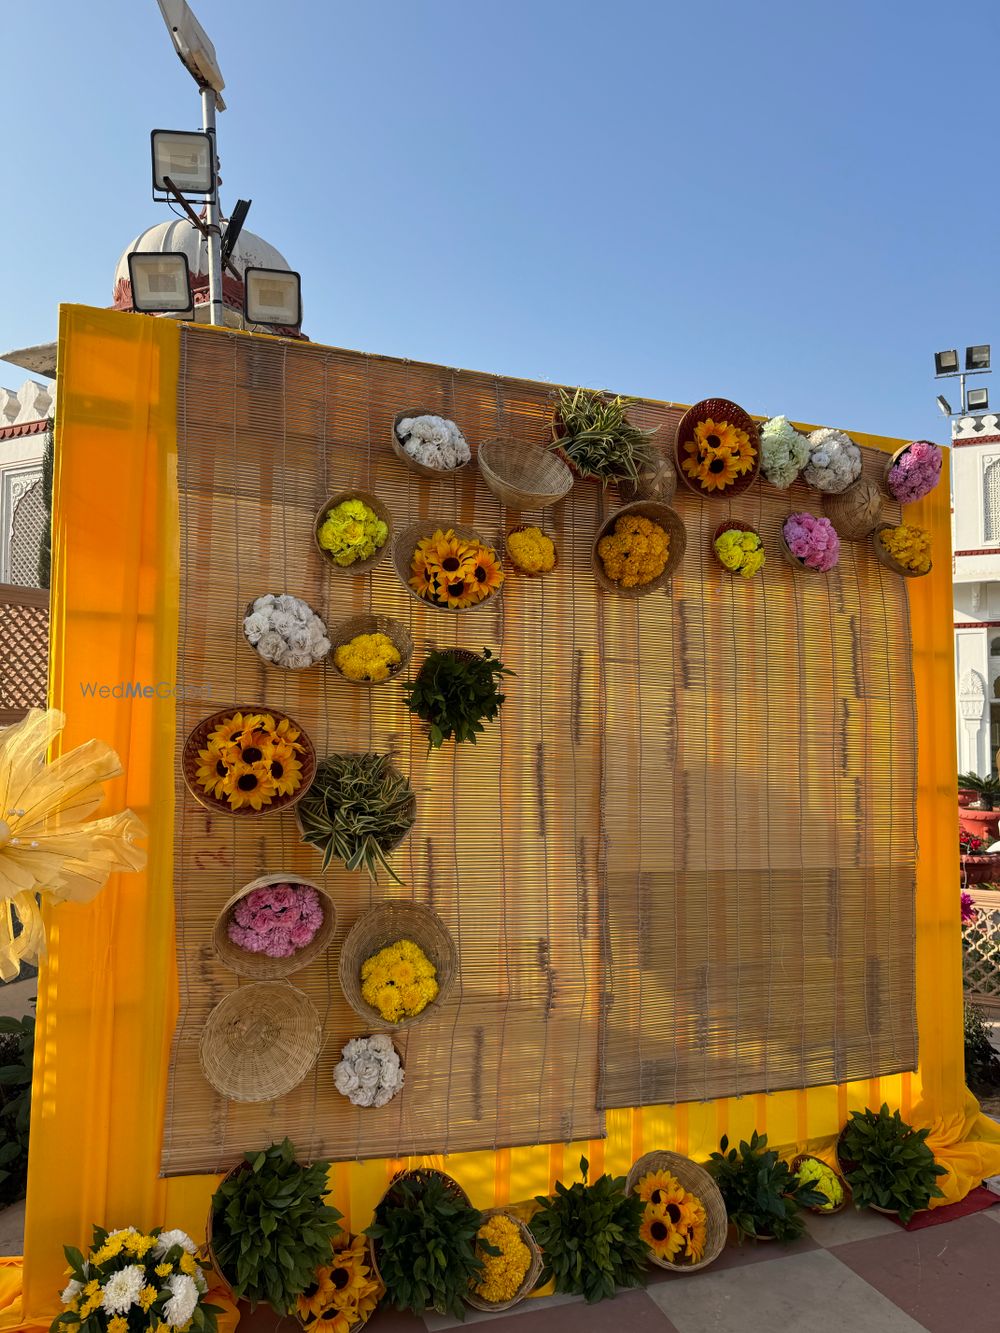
[550,385,656,485]
[297,752,415,882]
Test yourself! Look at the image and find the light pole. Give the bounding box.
[934,345,991,420]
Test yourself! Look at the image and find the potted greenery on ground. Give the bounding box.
[529,1156,646,1304]
[707,1132,826,1242]
[403,648,513,748]
[208,1137,342,1314]
[549,386,656,487]
[837,1104,947,1223]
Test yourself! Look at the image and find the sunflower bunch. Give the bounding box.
[409,529,504,609]
[877,523,932,574]
[635,1170,707,1266]
[297,1234,383,1333]
[360,939,438,1023]
[680,418,756,493]
[597,514,670,588]
[194,710,304,811]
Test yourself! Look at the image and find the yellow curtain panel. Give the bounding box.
[5,304,1000,1329]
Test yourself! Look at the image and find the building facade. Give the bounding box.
[0,379,52,587]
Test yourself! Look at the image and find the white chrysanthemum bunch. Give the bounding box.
[243,593,331,670]
[333,1033,404,1108]
[396,414,470,470]
[760,415,810,489]
[804,428,862,493]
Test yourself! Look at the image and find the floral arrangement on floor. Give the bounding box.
[714,526,765,578]
[548,386,655,485]
[634,1167,707,1265]
[55,1225,220,1333]
[227,882,324,959]
[472,1214,532,1305]
[243,594,331,669]
[782,513,840,572]
[506,526,556,574]
[680,417,756,494]
[793,1158,844,1212]
[333,632,402,683]
[297,753,415,881]
[803,428,862,493]
[409,529,504,610]
[759,416,810,489]
[361,939,438,1023]
[297,1234,383,1333]
[403,648,513,748]
[395,415,470,471]
[886,440,942,505]
[961,891,978,925]
[707,1132,826,1242]
[195,711,304,811]
[597,513,670,588]
[333,1034,404,1108]
[837,1104,947,1223]
[317,499,389,567]
[877,523,932,574]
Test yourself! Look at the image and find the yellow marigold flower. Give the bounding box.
[108,1317,129,1333]
[506,526,556,575]
[878,523,931,574]
[599,516,669,587]
[155,1263,173,1278]
[139,1285,159,1313]
[361,940,438,1020]
[474,1214,531,1304]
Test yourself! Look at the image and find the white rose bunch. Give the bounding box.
[396,414,471,471]
[803,428,862,494]
[244,593,331,669]
[760,416,811,489]
[333,1034,404,1108]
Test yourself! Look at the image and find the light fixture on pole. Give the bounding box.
[932,344,991,416]
[151,129,215,200]
[968,387,990,412]
[967,345,991,372]
[244,269,302,329]
[935,349,959,376]
[127,252,194,316]
[936,395,952,416]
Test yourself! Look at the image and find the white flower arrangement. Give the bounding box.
[243,593,331,669]
[803,428,862,494]
[333,1033,404,1108]
[395,414,471,471]
[101,1265,145,1316]
[163,1273,200,1327]
[760,416,810,489]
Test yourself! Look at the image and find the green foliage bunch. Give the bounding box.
[550,386,656,485]
[707,1132,826,1242]
[964,1001,1000,1095]
[0,1012,34,1206]
[403,648,513,748]
[297,753,415,882]
[838,1104,947,1223]
[958,772,1000,809]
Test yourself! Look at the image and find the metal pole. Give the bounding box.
[960,371,967,415]
[201,87,224,327]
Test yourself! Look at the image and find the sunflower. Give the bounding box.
[683,448,741,492]
[692,418,746,457]
[639,1205,686,1262]
[262,737,302,796]
[421,528,475,571]
[301,1309,356,1333]
[224,761,278,811]
[635,1168,683,1205]
[408,557,438,601]
[468,547,504,600]
[298,1274,336,1322]
[326,1244,371,1308]
[208,711,264,750]
[684,1218,707,1263]
[440,577,478,609]
[195,744,231,799]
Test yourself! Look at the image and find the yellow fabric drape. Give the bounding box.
[6,305,999,1329]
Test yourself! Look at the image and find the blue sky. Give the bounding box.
[2,0,996,441]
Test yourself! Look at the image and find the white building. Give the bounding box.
[0,379,53,586]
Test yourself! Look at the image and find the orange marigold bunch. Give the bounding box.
[597,514,670,588]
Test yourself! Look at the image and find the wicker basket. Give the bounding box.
[478,438,573,510]
[369,1169,473,1300]
[711,520,763,577]
[314,491,392,575]
[337,899,457,1031]
[593,501,686,597]
[242,597,331,669]
[872,522,932,578]
[779,528,832,575]
[212,874,336,980]
[506,524,558,577]
[790,1154,851,1215]
[199,981,322,1102]
[391,521,505,614]
[823,477,883,541]
[626,1150,728,1273]
[294,756,415,874]
[205,1159,246,1292]
[617,450,679,505]
[674,398,761,500]
[465,1207,544,1312]
[329,614,413,686]
[181,706,317,818]
[392,408,471,480]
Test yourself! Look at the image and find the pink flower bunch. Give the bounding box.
[227,882,324,958]
[887,440,942,505]
[783,512,840,572]
[961,891,978,926]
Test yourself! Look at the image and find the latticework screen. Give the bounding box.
[0,582,49,726]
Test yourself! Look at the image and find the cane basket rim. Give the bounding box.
[199,982,322,1102]
[337,899,457,1031]
[822,476,883,541]
[478,437,573,509]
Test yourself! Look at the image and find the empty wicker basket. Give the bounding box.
[314,490,393,575]
[465,1207,544,1312]
[181,705,316,817]
[617,449,679,505]
[593,501,686,597]
[872,522,932,578]
[823,477,883,541]
[626,1150,728,1273]
[392,521,505,613]
[337,899,457,1030]
[212,874,336,980]
[392,408,471,479]
[478,438,574,510]
[199,981,322,1102]
[329,613,414,685]
[790,1154,851,1215]
[674,398,761,499]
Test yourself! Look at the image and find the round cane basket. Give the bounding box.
[392,521,505,613]
[369,1169,473,1299]
[618,451,679,505]
[872,522,931,578]
[593,501,686,597]
[199,982,322,1102]
[711,520,763,577]
[182,706,316,817]
[294,756,415,873]
[790,1155,851,1215]
[464,1207,544,1313]
[242,598,331,669]
[478,438,573,510]
[211,875,336,980]
[823,477,883,541]
[205,1159,247,1291]
[674,398,761,500]
[882,442,943,503]
[337,900,457,1031]
[506,524,558,577]
[329,614,413,685]
[779,529,833,575]
[314,491,392,575]
[392,408,471,480]
[626,1150,727,1273]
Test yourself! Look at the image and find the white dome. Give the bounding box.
[114,218,290,288]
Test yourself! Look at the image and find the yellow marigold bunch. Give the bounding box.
[878,523,931,574]
[597,514,670,588]
[361,938,438,1023]
[194,710,304,811]
[318,498,389,567]
[473,1214,531,1304]
[714,527,765,579]
[334,632,402,683]
[410,528,504,609]
[506,526,556,574]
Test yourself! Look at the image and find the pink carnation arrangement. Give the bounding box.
[783,512,840,572]
[886,440,942,505]
[227,882,324,958]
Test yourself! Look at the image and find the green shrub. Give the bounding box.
[0,1012,34,1206]
[964,1001,1000,1095]
[838,1104,947,1224]
[707,1132,825,1242]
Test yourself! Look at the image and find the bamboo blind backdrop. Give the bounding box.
[162,327,917,1174]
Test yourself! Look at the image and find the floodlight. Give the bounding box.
[936,395,952,416]
[221,199,252,266]
[967,344,991,371]
[151,129,214,196]
[156,0,226,107]
[968,386,990,412]
[935,349,959,375]
[127,252,193,315]
[244,268,302,328]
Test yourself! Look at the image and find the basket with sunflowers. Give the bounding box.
[625,1150,727,1273]
[675,398,760,498]
[393,523,504,612]
[297,1234,384,1333]
[184,707,316,816]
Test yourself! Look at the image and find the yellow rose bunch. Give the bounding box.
[361,938,438,1023]
[597,514,670,588]
[318,498,388,566]
[506,526,556,575]
[473,1213,531,1304]
[333,632,402,683]
[878,523,931,574]
[714,527,765,578]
